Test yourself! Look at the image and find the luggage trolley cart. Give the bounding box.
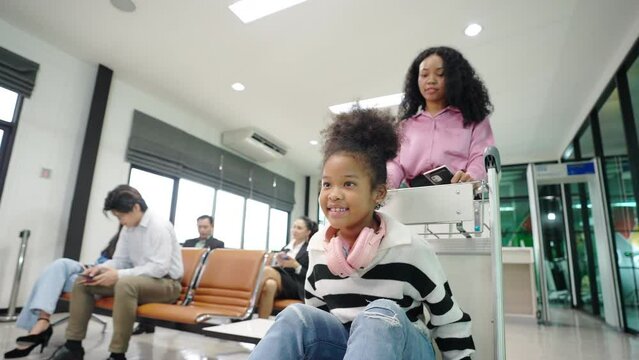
[380,146,504,360]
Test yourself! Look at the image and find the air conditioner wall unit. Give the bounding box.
[221,127,288,163]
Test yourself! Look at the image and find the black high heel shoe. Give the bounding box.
[4,321,53,359]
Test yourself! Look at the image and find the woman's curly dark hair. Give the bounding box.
[398,46,493,127]
[322,107,399,188]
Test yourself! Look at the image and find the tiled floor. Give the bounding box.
[1,308,638,359]
[0,314,253,360]
[505,307,639,360]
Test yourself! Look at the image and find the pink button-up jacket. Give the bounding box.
[387,107,495,188]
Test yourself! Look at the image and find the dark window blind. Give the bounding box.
[0,47,39,97]
[127,110,295,211]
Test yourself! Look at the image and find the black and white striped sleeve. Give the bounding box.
[304,247,328,310]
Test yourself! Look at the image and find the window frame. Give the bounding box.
[128,165,179,223]
[0,92,24,203]
[128,165,290,249]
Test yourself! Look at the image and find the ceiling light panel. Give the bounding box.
[464,23,482,37]
[229,0,308,24]
[231,82,246,91]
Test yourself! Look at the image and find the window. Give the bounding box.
[598,86,639,329]
[174,178,215,243]
[499,165,532,247]
[243,199,270,250]
[629,54,639,138]
[318,207,327,227]
[599,89,626,156]
[128,168,175,221]
[0,86,22,203]
[577,122,595,159]
[214,190,245,249]
[562,143,575,161]
[559,42,639,332]
[127,168,291,250]
[0,87,18,122]
[268,208,289,250]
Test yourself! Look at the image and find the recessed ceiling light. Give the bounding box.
[231,82,246,91]
[329,93,404,114]
[229,0,308,24]
[464,23,482,37]
[309,140,318,145]
[110,0,136,12]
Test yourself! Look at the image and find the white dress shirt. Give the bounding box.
[103,210,184,280]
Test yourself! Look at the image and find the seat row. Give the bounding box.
[60,248,268,329]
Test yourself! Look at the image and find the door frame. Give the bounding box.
[527,159,623,329]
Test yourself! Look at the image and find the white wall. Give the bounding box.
[80,78,307,264]
[0,19,96,308]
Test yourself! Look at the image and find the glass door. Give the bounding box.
[565,183,603,317]
[538,185,571,308]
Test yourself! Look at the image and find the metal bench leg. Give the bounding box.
[51,315,70,327]
[90,314,107,333]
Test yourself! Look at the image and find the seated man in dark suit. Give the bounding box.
[132,215,225,335]
[182,215,225,249]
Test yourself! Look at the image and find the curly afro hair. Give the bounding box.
[398,46,493,127]
[322,107,399,188]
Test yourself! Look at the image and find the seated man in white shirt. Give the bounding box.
[50,185,184,360]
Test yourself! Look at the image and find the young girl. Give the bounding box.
[248,108,474,360]
[387,46,494,188]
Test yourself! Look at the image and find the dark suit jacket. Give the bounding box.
[182,236,225,250]
[279,242,309,299]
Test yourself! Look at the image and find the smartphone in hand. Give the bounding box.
[423,165,454,185]
[79,274,95,283]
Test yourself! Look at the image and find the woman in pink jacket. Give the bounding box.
[387,46,495,188]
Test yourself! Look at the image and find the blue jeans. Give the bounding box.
[249,299,435,360]
[16,258,84,330]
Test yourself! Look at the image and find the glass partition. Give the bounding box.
[599,86,639,331]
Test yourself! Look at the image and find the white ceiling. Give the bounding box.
[1,0,638,175]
